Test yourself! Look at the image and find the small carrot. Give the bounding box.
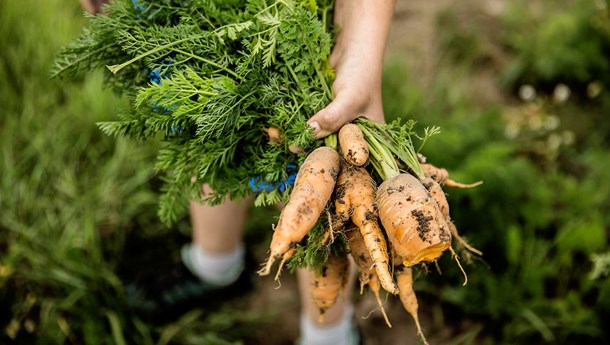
[395,262,429,345]
[263,126,283,144]
[335,162,399,294]
[377,173,452,267]
[259,146,340,277]
[448,221,483,257]
[338,123,369,166]
[421,163,482,189]
[310,252,350,321]
[345,225,392,328]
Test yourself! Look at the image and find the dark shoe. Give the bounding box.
[125,245,254,324]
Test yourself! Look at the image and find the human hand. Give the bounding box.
[79,0,109,14]
[306,0,396,139]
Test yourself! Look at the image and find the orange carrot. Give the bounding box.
[422,177,482,257]
[448,221,483,257]
[259,146,340,277]
[376,173,452,267]
[395,263,429,345]
[345,225,392,327]
[421,163,482,189]
[263,126,283,144]
[335,163,399,294]
[421,177,450,220]
[310,252,350,321]
[338,123,369,166]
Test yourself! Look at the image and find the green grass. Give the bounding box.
[0,0,160,342]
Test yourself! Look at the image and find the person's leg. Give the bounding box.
[190,186,248,254]
[297,261,359,345]
[125,185,251,320]
[184,184,250,286]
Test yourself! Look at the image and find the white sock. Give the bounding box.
[182,243,245,286]
[299,305,358,345]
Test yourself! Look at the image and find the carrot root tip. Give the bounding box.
[445,179,483,189]
[257,255,276,276]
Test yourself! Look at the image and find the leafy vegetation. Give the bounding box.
[2,0,609,344]
[54,0,337,225]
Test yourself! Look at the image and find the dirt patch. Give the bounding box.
[385,0,452,89]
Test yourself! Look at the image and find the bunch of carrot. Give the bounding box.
[258,117,482,343]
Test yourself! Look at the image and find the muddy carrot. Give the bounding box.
[310,252,350,321]
[345,225,392,327]
[377,173,452,267]
[335,162,399,294]
[339,123,369,166]
[259,146,340,277]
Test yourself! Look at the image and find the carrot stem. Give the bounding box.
[358,124,399,181]
[324,133,337,150]
[355,118,425,181]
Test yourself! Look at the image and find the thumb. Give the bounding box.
[307,95,356,139]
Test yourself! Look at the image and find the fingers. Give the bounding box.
[307,96,353,139]
[307,92,384,139]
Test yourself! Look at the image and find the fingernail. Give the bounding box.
[308,121,320,135]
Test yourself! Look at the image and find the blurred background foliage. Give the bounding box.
[1,0,609,344]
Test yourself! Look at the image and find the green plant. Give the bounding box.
[501,0,610,97]
[54,0,338,225]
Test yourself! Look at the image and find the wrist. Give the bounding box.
[331,0,395,68]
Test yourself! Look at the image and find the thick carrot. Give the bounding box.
[377,173,452,267]
[421,177,449,219]
[310,252,350,321]
[259,146,340,277]
[345,225,392,327]
[338,123,369,166]
[395,263,429,345]
[422,177,482,257]
[335,163,399,294]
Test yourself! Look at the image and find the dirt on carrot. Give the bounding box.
[421,176,483,258]
[335,162,398,294]
[338,123,369,166]
[376,173,452,267]
[309,252,350,321]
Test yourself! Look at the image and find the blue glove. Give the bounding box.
[132,0,145,12]
[249,164,298,193]
[147,58,178,118]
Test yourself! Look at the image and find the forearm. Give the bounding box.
[330,0,396,83]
